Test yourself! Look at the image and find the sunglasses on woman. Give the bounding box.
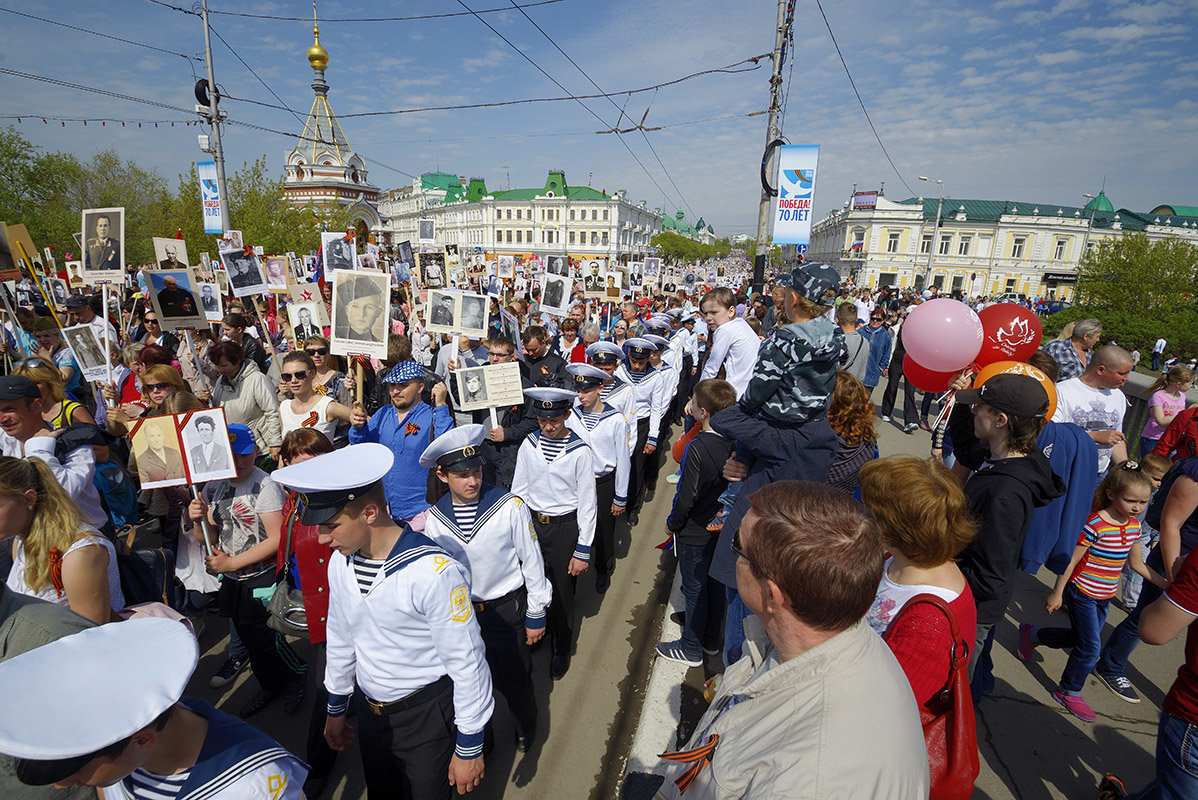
[144,317,160,325]
[305,347,328,356]
[13,358,45,369]
[144,381,174,392]
[281,370,309,382]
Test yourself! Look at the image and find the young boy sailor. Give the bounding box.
[624,337,673,516]
[0,617,309,798]
[567,363,632,593]
[420,425,552,753]
[511,387,598,679]
[272,443,493,800]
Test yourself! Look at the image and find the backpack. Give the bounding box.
[115,527,184,610]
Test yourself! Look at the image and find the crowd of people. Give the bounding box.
[0,258,1194,800]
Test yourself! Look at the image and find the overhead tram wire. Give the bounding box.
[505,0,698,220]
[454,0,688,215]
[207,23,307,129]
[143,0,566,23]
[0,6,202,66]
[0,68,195,115]
[812,0,915,197]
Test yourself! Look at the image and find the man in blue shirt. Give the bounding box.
[349,360,453,522]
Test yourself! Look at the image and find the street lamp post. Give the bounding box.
[918,177,944,291]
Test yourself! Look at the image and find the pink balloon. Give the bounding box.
[903,298,984,373]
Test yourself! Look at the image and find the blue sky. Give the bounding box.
[2,0,1197,238]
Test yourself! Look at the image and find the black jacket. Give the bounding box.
[958,449,1065,625]
[480,374,539,490]
[520,352,568,388]
[666,431,734,544]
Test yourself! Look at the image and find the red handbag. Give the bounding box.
[882,593,979,800]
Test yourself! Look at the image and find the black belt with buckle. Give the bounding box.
[533,510,577,526]
[362,675,452,717]
[473,586,523,613]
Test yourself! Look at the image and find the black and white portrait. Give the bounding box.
[629,262,644,292]
[458,367,488,406]
[218,248,266,298]
[496,254,515,279]
[418,218,436,244]
[180,409,236,482]
[289,302,322,343]
[330,269,389,359]
[81,207,124,280]
[198,252,214,282]
[683,271,698,289]
[62,324,107,379]
[540,273,571,316]
[199,282,222,322]
[397,240,414,266]
[460,294,486,334]
[583,259,606,296]
[46,278,68,308]
[644,257,662,278]
[419,251,446,289]
[428,290,457,329]
[322,232,355,273]
[65,261,84,288]
[546,255,570,277]
[485,275,501,298]
[153,237,190,270]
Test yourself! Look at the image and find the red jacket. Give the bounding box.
[884,582,978,706]
[277,493,333,644]
[1154,405,1198,461]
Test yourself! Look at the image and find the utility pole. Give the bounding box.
[752,0,792,293]
[199,0,232,233]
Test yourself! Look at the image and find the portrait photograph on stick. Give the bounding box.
[144,269,205,331]
[61,323,108,381]
[454,361,525,413]
[459,292,487,338]
[81,208,124,283]
[179,408,237,483]
[263,256,289,292]
[288,302,323,343]
[539,273,572,317]
[199,281,223,322]
[129,415,188,490]
[497,254,515,279]
[321,231,355,273]
[582,257,607,298]
[218,247,266,298]
[419,251,446,289]
[456,366,489,408]
[643,256,661,278]
[330,269,389,360]
[418,218,435,244]
[152,237,189,270]
[628,261,645,292]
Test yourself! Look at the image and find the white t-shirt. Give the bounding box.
[9,531,125,611]
[1052,376,1127,472]
[866,557,961,635]
[280,395,338,443]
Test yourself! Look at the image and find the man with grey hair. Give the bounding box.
[1051,344,1133,475]
[1041,318,1102,383]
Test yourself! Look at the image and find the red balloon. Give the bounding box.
[902,354,956,393]
[976,303,1043,366]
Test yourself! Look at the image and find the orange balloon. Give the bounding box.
[971,360,1057,419]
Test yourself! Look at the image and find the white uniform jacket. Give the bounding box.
[510,431,598,562]
[567,405,632,506]
[423,484,552,629]
[627,367,672,446]
[324,529,494,759]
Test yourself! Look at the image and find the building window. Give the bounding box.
[886,231,901,253]
[603,209,609,221]
[591,232,599,245]
[592,209,598,221]
[569,231,576,244]
[958,235,971,256]
[932,274,946,290]
[601,232,609,245]
[951,275,964,292]
[938,235,951,256]
[919,233,932,254]
[569,209,575,221]
[1005,278,1018,293]
[516,230,522,243]
[878,272,897,287]
[526,229,532,242]
[505,209,511,220]
[1011,236,1026,259]
[1054,238,1067,261]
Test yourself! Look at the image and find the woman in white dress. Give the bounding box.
[0,455,124,623]
[278,351,352,444]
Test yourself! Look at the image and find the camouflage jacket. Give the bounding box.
[740,316,844,425]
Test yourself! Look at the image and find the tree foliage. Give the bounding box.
[649,230,731,264]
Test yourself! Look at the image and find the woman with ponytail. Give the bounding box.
[0,455,124,623]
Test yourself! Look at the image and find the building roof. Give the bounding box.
[421,172,462,191]
[1150,204,1198,219]
[893,197,1198,233]
[1084,190,1114,213]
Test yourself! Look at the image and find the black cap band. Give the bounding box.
[297,479,384,525]
[437,446,486,472]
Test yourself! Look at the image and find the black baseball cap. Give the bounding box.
[956,373,1049,419]
[0,376,42,401]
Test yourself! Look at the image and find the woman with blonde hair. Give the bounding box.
[12,356,97,430]
[0,455,124,623]
[139,363,188,416]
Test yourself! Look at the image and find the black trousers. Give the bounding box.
[628,416,651,510]
[305,643,338,780]
[356,676,456,800]
[532,514,578,657]
[476,588,537,736]
[217,571,306,694]
[594,472,617,577]
[881,366,933,424]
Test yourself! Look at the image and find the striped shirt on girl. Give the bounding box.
[1068,513,1142,600]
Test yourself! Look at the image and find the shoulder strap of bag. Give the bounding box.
[883,592,970,682]
[277,501,298,583]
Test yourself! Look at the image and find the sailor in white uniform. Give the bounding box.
[272,443,493,800]
[420,425,552,753]
[625,337,673,517]
[511,387,598,680]
[0,618,308,799]
[566,363,631,594]
[642,333,683,500]
[587,340,637,423]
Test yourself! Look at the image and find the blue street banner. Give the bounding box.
[772,144,820,251]
[197,160,223,235]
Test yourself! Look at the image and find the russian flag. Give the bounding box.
[850,241,864,250]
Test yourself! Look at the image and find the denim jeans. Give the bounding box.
[1035,583,1111,694]
[675,539,725,658]
[1097,576,1165,679]
[723,586,753,667]
[969,623,997,703]
[1127,711,1198,799]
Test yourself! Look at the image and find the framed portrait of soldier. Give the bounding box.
[65,261,84,289]
[418,218,435,244]
[397,240,414,267]
[198,281,223,322]
[45,278,69,311]
[643,257,661,279]
[218,248,266,298]
[454,361,524,413]
[683,271,698,291]
[262,257,289,293]
[61,324,108,381]
[81,208,124,284]
[459,293,487,337]
[152,237,190,270]
[496,254,515,280]
[145,269,206,332]
[330,269,389,360]
[425,289,459,335]
[321,232,355,274]
[539,273,571,317]
[465,254,487,280]
[179,408,237,484]
[419,251,446,289]
[129,415,188,490]
[606,265,627,299]
[545,255,570,278]
[582,258,607,298]
[215,266,230,296]
[485,274,502,299]
[288,301,324,344]
[198,252,215,282]
[628,261,645,292]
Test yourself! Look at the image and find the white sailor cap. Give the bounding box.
[586,340,624,364]
[0,618,197,787]
[567,362,611,389]
[664,308,684,319]
[644,334,670,349]
[625,337,656,358]
[525,386,577,417]
[680,311,698,324]
[643,317,670,332]
[418,424,487,471]
[272,442,395,525]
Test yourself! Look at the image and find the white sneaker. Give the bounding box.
[881,415,891,423]
[666,469,682,485]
